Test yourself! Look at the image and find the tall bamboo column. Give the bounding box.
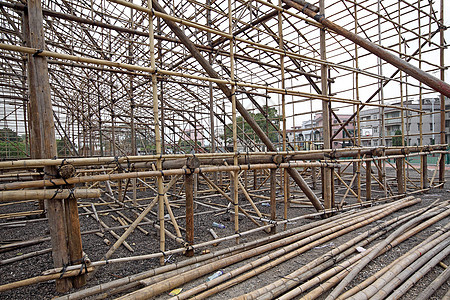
[319,0,332,209]
[228,0,239,243]
[207,0,216,184]
[270,168,276,234]
[366,157,372,201]
[24,0,73,292]
[185,172,194,257]
[278,0,289,228]
[129,9,137,206]
[398,1,407,194]
[354,4,362,205]
[147,0,165,264]
[438,0,445,186]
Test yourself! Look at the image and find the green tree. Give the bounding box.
[0,128,27,158]
[392,129,403,146]
[222,106,280,146]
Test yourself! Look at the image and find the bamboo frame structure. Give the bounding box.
[0,0,448,297]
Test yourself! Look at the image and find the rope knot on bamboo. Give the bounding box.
[33,49,43,56]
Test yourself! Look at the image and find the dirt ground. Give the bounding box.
[0,167,449,299]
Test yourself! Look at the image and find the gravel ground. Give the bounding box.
[0,167,449,299]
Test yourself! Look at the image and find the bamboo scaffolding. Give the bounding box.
[0,0,447,296]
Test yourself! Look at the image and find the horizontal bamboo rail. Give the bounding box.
[0,145,444,170]
[0,161,341,191]
[0,189,100,202]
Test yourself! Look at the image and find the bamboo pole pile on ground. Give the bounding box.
[39,195,449,300]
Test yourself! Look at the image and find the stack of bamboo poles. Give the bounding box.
[32,195,447,300]
[2,196,448,299]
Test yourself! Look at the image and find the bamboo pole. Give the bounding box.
[385,244,450,300]
[0,161,340,191]
[337,221,449,299]
[185,172,194,257]
[326,205,450,299]
[0,248,51,265]
[415,262,450,300]
[0,267,94,292]
[53,215,326,300]
[372,237,450,300]
[338,220,450,299]
[0,189,100,201]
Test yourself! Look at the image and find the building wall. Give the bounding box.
[360,98,442,147]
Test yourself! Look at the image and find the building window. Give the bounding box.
[430,123,433,131]
[373,127,378,133]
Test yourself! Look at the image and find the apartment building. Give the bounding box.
[359,97,446,147]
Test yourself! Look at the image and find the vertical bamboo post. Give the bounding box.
[228,0,239,243]
[270,168,276,234]
[129,9,137,206]
[24,0,72,292]
[147,0,165,265]
[185,172,194,257]
[366,157,372,201]
[396,157,405,194]
[278,0,288,229]
[398,2,407,194]
[206,0,216,184]
[421,155,428,189]
[438,0,445,186]
[64,190,86,288]
[354,11,362,206]
[312,166,317,189]
[319,0,332,210]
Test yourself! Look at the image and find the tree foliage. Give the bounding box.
[392,129,403,146]
[222,106,280,146]
[0,128,27,158]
